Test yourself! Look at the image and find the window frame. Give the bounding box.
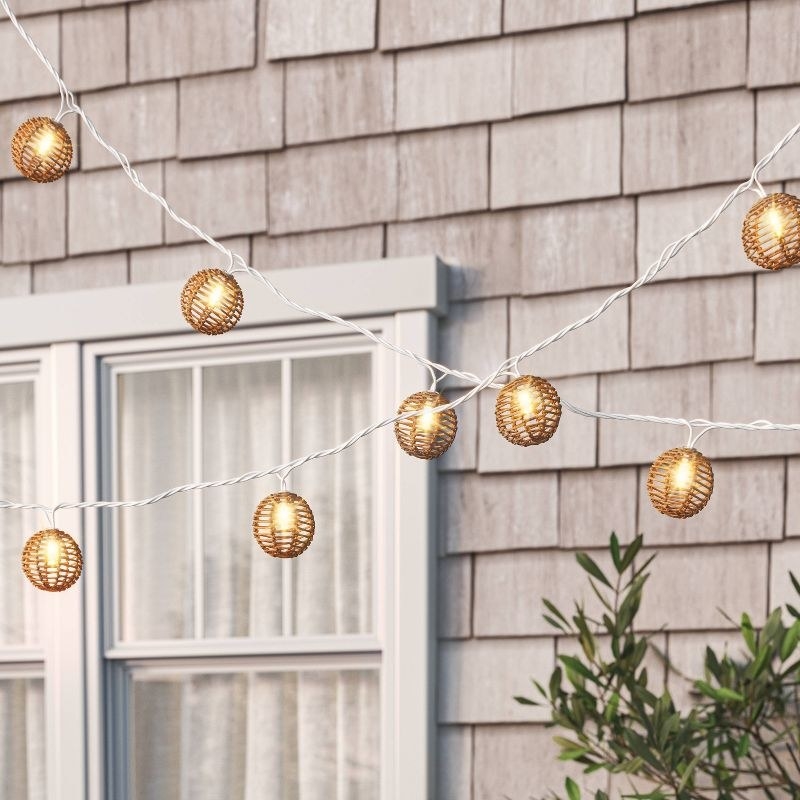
[0,255,445,800]
[91,324,392,799]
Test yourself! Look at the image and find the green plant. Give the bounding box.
[517,534,800,800]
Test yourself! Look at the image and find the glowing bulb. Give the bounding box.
[274,500,296,532]
[515,386,541,418]
[765,206,787,239]
[671,457,696,492]
[44,536,62,568]
[34,130,55,157]
[418,405,437,433]
[206,282,225,309]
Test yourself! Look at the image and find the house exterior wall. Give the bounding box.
[1,0,798,797]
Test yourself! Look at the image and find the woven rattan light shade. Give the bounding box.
[253,491,315,558]
[394,390,457,459]
[742,192,800,270]
[180,268,244,335]
[21,529,83,592]
[12,117,73,183]
[647,447,714,519]
[495,375,561,446]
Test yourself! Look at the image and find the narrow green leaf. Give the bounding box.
[610,532,622,572]
[620,534,644,572]
[735,733,750,758]
[565,777,581,800]
[558,655,599,684]
[790,570,800,598]
[514,695,538,706]
[787,603,800,620]
[543,598,570,628]
[782,620,800,661]
[575,552,612,588]
[715,687,745,703]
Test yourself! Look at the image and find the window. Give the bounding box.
[0,362,45,800]
[0,256,441,800]
[99,337,381,798]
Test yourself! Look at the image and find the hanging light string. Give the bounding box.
[1,0,800,523]
[2,0,799,389]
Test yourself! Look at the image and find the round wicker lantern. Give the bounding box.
[741,192,800,270]
[495,375,561,446]
[394,390,457,459]
[180,268,244,335]
[253,491,315,558]
[647,447,714,519]
[11,117,73,183]
[21,529,83,592]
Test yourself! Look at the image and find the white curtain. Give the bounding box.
[132,669,379,800]
[0,678,45,800]
[121,353,379,799]
[0,381,38,646]
[0,381,45,800]
[118,369,194,641]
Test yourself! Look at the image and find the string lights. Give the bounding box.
[741,192,800,270]
[253,492,315,558]
[2,0,800,591]
[495,375,562,446]
[21,529,83,592]
[647,447,714,519]
[180,268,244,335]
[394,391,458,459]
[11,116,72,183]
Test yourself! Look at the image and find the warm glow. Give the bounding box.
[418,405,437,433]
[515,385,541,418]
[764,205,787,239]
[671,457,696,492]
[206,281,225,309]
[43,536,62,568]
[34,129,55,157]
[273,500,296,531]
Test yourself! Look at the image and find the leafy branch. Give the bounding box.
[517,534,800,800]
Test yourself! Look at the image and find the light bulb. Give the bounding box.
[11,117,73,183]
[274,500,296,532]
[671,457,696,492]
[418,405,437,433]
[764,205,787,239]
[647,447,713,519]
[515,385,541,418]
[34,130,55,157]
[43,536,62,568]
[206,281,225,309]
[22,529,83,591]
[180,269,244,335]
[253,492,315,558]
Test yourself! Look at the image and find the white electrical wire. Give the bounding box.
[1,0,800,524]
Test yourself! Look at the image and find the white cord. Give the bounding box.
[1,0,800,522]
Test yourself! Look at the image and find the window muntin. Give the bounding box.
[111,348,374,644]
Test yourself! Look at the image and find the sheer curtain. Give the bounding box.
[122,353,379,799]
[0,380,45,800]
[118,369,194,641]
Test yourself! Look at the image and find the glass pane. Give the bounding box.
[117,370,193,641]
[130,668,380,800]
[202,361,283,638]
[0,677,45,800]
[0,381,38,646]
[292,354,373,636]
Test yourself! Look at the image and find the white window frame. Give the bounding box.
[0,255,446,800]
